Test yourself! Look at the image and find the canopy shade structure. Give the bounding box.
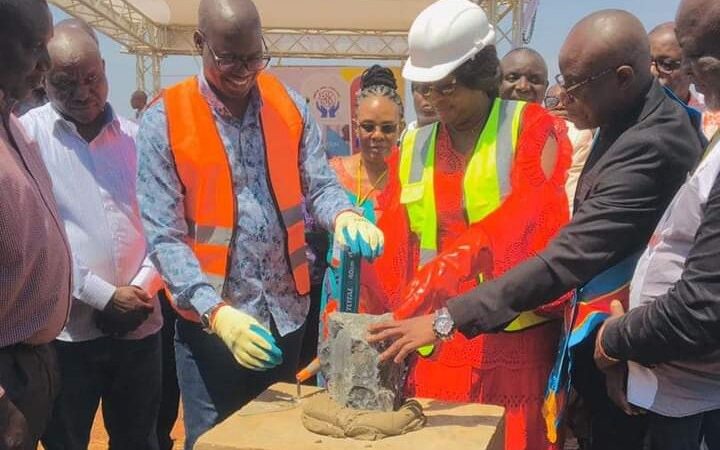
[49,0,539,92]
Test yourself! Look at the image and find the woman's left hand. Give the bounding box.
[367,314,438,364]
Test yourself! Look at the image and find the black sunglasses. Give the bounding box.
[358,122,398,134]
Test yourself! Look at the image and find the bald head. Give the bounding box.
[55,18,98,43]
[502,48,547,72]
[198,0,260,34]
[676,0,720,107]
[194,0,266,108]
[45,26,108,125]
[676,0,720,40]
[48,26,101,68]
[562,10,650,79]
[649,22,675,41]
[559,10,653,129]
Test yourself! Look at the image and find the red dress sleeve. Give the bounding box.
[359,150,419,313]
[443,103,573,315]
[361,104,573,318]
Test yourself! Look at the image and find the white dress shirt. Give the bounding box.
[564,121,595,215]
[21,103,163,342]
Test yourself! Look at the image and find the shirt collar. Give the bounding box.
[197,72,262,124]
[51,102,118,137]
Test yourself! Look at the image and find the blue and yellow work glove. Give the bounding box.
[334,211,384,260]
[210,305,283,371]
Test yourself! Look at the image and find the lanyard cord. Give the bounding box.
[355,158,387,207]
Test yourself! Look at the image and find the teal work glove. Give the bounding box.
[334,211,384,260]
[210,305,283,371]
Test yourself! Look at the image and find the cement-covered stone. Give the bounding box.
[319,312,405,411]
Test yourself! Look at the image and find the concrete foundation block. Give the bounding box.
[319,312,405,411]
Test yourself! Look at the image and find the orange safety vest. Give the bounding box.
[163,73,310,322]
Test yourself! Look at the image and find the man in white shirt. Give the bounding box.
[596,1,720,448]
[20,24,163,450]
[544,83,595,214]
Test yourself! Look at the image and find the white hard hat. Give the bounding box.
[403,0,496,83]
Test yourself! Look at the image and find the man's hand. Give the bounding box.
[604,362,645,416]
[96,286,154,337]
[594,300,624,371]
[366,314,437,364]
[211,305,283,371]
[0,396,30,450]
[593,300,645,416]
[334,211,384,260]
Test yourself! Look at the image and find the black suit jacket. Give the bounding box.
[447,81,705,337]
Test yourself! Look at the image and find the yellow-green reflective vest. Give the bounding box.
[399,98,550,332]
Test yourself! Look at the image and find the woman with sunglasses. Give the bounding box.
[361,1,572,449]
[327,65,403,223]
[313,65,404,360]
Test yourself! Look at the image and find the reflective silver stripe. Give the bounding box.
[420,248,436,266]
[496,101,520,199]
[409,124,436,183]
[205,273,226,296]
[186,220,233,246]
[281,204,304,226]
[288,246,307,270]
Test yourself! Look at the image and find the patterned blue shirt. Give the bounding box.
[136,75,352,335]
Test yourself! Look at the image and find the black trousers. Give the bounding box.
[571,330,648,450]
[297,282,323,384]
[42,333,162,450]
[157,295,180,450]
[0,343,59,450]
[648,409,720,450]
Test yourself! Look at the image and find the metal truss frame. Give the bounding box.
[49,0,534,93]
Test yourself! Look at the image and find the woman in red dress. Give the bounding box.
[362,2,573,448]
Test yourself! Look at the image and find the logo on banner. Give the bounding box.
[314,86,341,119]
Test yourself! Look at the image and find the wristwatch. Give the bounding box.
[432,307,456,341]
[200,303,225,331]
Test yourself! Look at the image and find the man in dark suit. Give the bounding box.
[369,9,705,450]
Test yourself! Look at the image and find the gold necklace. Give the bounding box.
[356,158,387,207]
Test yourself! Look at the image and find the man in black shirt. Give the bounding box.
[369,9,705,449]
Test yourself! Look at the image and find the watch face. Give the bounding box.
[435,316,454,336]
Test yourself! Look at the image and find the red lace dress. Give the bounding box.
[363,103,572,449]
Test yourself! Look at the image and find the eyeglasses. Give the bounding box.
[358,122,398,134]
[555,67,616,102]
[414,78,458,98]
[652,58,683,75]
[544,96,561,110]
[199,32,271,73]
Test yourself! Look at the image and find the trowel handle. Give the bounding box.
[296,357,321,383]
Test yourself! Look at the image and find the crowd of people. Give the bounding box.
[1,0,719,449]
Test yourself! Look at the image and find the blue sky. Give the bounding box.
[50,0,683,118]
